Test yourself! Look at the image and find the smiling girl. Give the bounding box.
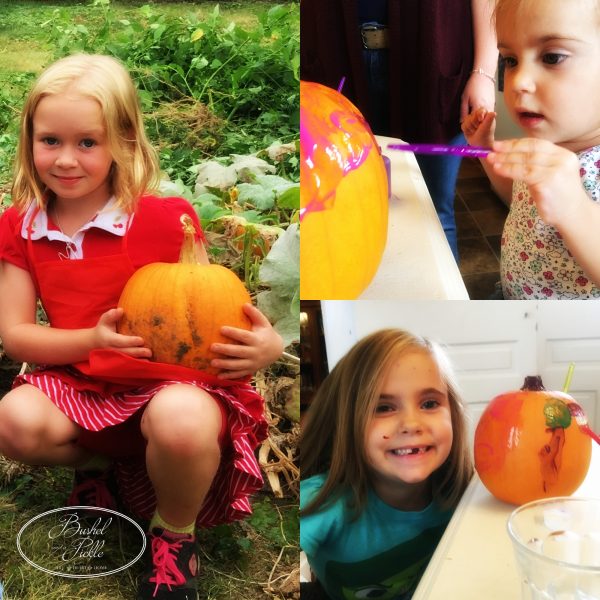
[300,329,472,600]
[0,54,283,599]
[462,0,600,299]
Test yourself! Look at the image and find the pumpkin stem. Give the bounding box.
[521,375,546,391]
[179,214,202,264]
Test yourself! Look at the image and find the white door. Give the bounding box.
[321,300,600,436]
[537,302,600,432]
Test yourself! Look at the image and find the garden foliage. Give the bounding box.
[0,0,300,346]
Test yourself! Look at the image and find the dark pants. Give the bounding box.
[362,47,461,262]
[414,132,464,262]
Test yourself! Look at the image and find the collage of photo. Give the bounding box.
[0,1,599,600]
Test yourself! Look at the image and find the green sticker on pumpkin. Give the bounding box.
[544,399,572,429]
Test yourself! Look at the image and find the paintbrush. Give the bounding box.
[387,143,491,158]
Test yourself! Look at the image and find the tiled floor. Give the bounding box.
[455,158,509,299]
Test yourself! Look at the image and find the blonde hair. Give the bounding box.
[11,53,160,212]
[300,328,473,519]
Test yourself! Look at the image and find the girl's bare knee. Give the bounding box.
[141,384,222,454]
[0,386,77,462]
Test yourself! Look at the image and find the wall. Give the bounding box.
[321,300,600,435]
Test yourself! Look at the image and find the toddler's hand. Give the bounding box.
[93,308,152,358]
[486,138,585,227]
[210,303,284,380]
[461,107,496,149]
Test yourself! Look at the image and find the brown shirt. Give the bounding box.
[301,0,474,143]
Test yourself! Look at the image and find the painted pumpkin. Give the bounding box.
[117,214,251,374]
[474,376,592,505]
[300,81,388,299]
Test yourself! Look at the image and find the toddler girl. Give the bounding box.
[300,329,472,600]
[0,53,283,599]
[462,0,600,299]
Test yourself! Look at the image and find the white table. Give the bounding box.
[413,441,600,599]
[359,136,469,299]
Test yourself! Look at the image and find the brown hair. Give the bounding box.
[11,53,160,212]
[300,328,473,519]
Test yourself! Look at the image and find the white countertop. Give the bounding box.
[359,136,469,300]
[413,441,600,599]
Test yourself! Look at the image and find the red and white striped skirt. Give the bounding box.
[14,366,268,528]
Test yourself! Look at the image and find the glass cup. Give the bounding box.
[507,497,600,600]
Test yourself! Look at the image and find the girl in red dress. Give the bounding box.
[0,53,283,599]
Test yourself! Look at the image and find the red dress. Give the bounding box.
[0,195,268,527]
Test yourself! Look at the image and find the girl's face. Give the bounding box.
[497,0,600,152]
[32,93,114,209]
[364,350,453,509]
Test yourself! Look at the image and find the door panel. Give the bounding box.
[320,300,600,436]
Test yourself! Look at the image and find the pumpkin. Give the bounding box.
[300,81,388,299]
[117,214,252,374]
[474,376,592,505]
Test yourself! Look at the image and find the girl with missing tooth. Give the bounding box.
[300,329,472,600]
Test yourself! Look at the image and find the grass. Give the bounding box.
[0,1,281,73]
[0,0,300,187]
[0,459,299,599]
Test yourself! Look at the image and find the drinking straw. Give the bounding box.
[562,362,575,393]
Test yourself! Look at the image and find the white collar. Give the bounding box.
[21,197,129,242]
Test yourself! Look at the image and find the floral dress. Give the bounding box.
[501,145,600,299]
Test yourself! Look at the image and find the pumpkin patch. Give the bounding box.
[474,376,592,505]
[117,214,252,374]
[300,81,388,299]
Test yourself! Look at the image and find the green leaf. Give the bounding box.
[159,178,193,201]
[257,224,299,347]
[194,192,222,205]
[236,183,274,210]
[277,185,299,209]
[190,28,204,42]
[195,161,237,191]
[195,202,229,226]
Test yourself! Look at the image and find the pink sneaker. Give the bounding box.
[137,528,200,599]
[66,468,119,511]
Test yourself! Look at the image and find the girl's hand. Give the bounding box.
[93,308,152,358]
[210,303,284,380]
[461,107,496,149]
[486,138,586,227]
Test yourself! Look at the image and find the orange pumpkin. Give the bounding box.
[300,81,388,299]
[474,376,592,505]
[117,214,251,374]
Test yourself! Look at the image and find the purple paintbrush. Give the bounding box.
[387,143,490,158]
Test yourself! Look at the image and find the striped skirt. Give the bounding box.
[14,366,268,528]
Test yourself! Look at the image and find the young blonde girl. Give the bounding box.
[0,53,282,600]
[462,0,600,299]
[300,329,472,600]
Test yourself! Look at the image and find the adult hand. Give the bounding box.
[210,303,284,379]
[460,72,495,121]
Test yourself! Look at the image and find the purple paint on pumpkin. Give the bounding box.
[300,100,374,220]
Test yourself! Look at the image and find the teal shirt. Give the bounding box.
[300,473,452,600]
